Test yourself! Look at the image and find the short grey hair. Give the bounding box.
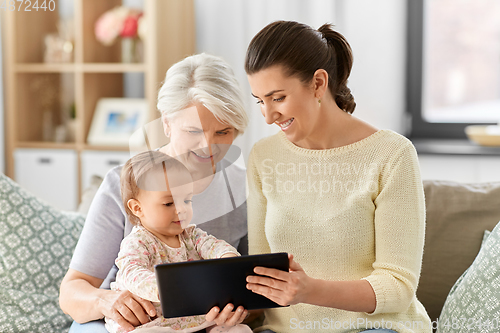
[157,53,249,136]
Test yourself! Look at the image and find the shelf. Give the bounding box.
[16,142,132,151]
[15,63,146,73]
[411,138,500,156]
[81,63,146,73]
[15,63,76,73]
[16,141,77,150]
[81,144,130,151]
[14,142,137,154]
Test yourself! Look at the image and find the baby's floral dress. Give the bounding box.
[104,225,239,333]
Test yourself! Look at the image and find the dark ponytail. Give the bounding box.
[317,24,356,114]
[245,21,356,114]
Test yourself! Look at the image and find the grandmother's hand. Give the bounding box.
[99,289,156,332]
[246,253,313,306]
[206,303,248,327]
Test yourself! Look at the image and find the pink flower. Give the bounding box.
[95,7,126,45]
[121,15,139,38]
[95,6,143,45]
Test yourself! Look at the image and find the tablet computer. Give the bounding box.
[155,252,289,319]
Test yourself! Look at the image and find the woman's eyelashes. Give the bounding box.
[255,96,285,104]
[187,130,231,136]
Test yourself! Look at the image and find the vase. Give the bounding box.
[121,37,142,63]
[65,118,77,142]
[42,110,54,142]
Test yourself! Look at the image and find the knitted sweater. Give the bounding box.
[247,130,432,333]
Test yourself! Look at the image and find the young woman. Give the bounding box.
[244,21,432,333]
[60,53,249,333]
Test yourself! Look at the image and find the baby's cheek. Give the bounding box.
[181,211,192,229]
[181,220,190,229]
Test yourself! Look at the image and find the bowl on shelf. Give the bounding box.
[465,125,500,147]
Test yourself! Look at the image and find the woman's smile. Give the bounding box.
[191,150,217,162]
[276,118,294,131]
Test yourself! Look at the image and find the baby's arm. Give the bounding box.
[115,234,160,302]
[188,226,240,259]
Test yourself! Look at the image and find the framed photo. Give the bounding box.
[87,98,148,146]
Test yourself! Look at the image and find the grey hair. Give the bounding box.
[157,53,249,136]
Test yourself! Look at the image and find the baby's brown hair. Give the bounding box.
[120,150,191,225]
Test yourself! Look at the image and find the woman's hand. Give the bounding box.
[206,303,248,327]
[246,253,313,306]
[98,289,156,332]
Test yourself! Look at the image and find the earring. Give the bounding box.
[318,99,321,105]
[166,132,171,137]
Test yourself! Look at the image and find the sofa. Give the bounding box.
[417,180,500,332]
[1,172,500,332]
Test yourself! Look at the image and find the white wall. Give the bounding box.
[336,0,407,135]
[194,0,407,163]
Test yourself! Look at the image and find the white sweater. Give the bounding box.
[247,130,431,333]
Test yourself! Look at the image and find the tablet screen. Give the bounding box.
[155,252,289,318]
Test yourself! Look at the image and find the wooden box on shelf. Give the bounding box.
[2,0,195,208]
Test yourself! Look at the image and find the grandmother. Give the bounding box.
[59,53,249,333]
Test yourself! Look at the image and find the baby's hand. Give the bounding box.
[220,253,238,258]
[206,303,248,327]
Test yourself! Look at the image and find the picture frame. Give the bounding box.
[87,98,148,146]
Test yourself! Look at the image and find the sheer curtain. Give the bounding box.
[195,0,337,164]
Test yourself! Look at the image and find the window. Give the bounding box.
[407,0,500,138]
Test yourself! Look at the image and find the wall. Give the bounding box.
[194,0,407,163]
[336,0,408,135]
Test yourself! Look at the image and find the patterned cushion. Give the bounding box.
[0,173,84,333]
[482,229,491,245]
[437,221,500,333]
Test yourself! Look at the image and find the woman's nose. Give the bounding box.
[262,105,279,125]
[199,134,214,155]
